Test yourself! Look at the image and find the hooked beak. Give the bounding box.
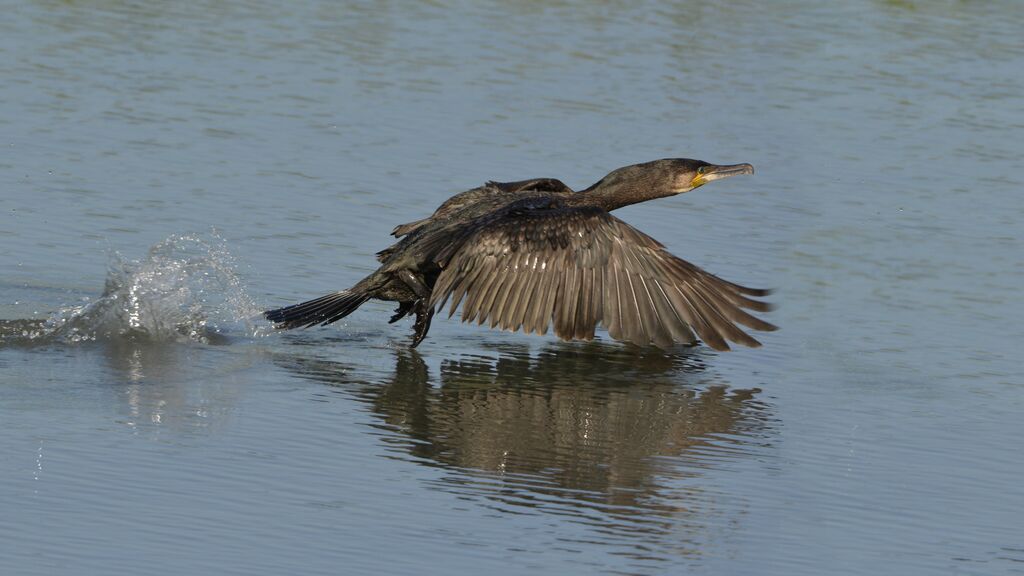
[691,163,755,189]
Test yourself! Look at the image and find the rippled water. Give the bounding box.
[2,1,1023,574]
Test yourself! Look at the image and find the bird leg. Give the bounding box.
[398,269,435,347]
[397,269,431,299]
[410,301,434,348]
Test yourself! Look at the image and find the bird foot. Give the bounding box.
[410,299,434,348]
[389,301,414,324]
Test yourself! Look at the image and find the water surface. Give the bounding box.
[2,1,1023,574]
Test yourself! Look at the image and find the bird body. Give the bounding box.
[265,158,776,350]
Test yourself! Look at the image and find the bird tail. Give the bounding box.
[264,289,370,330]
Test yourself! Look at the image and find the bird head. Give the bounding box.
[593,158,755,196]
[674,159,755,192]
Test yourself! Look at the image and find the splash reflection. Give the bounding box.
[279,343,774,562]
[99,341,245,432]
[0,233,261,433]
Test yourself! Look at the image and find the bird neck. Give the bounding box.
[573,179,670,212]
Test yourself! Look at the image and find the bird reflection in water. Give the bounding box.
[278,342,775,561]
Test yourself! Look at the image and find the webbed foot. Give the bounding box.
[389,301,414,323]
[410,299,435,348]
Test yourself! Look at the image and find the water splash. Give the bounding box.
[1,233,265,345]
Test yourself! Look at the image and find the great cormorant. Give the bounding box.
[265,158,776,350]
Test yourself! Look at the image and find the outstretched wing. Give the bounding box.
[428,202,775,350]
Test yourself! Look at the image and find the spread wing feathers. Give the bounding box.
[428,205,776,350]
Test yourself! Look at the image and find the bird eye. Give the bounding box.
[697,166,706,175]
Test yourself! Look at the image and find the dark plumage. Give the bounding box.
[265,158,776,350]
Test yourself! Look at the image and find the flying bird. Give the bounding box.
[265,158,776,350]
